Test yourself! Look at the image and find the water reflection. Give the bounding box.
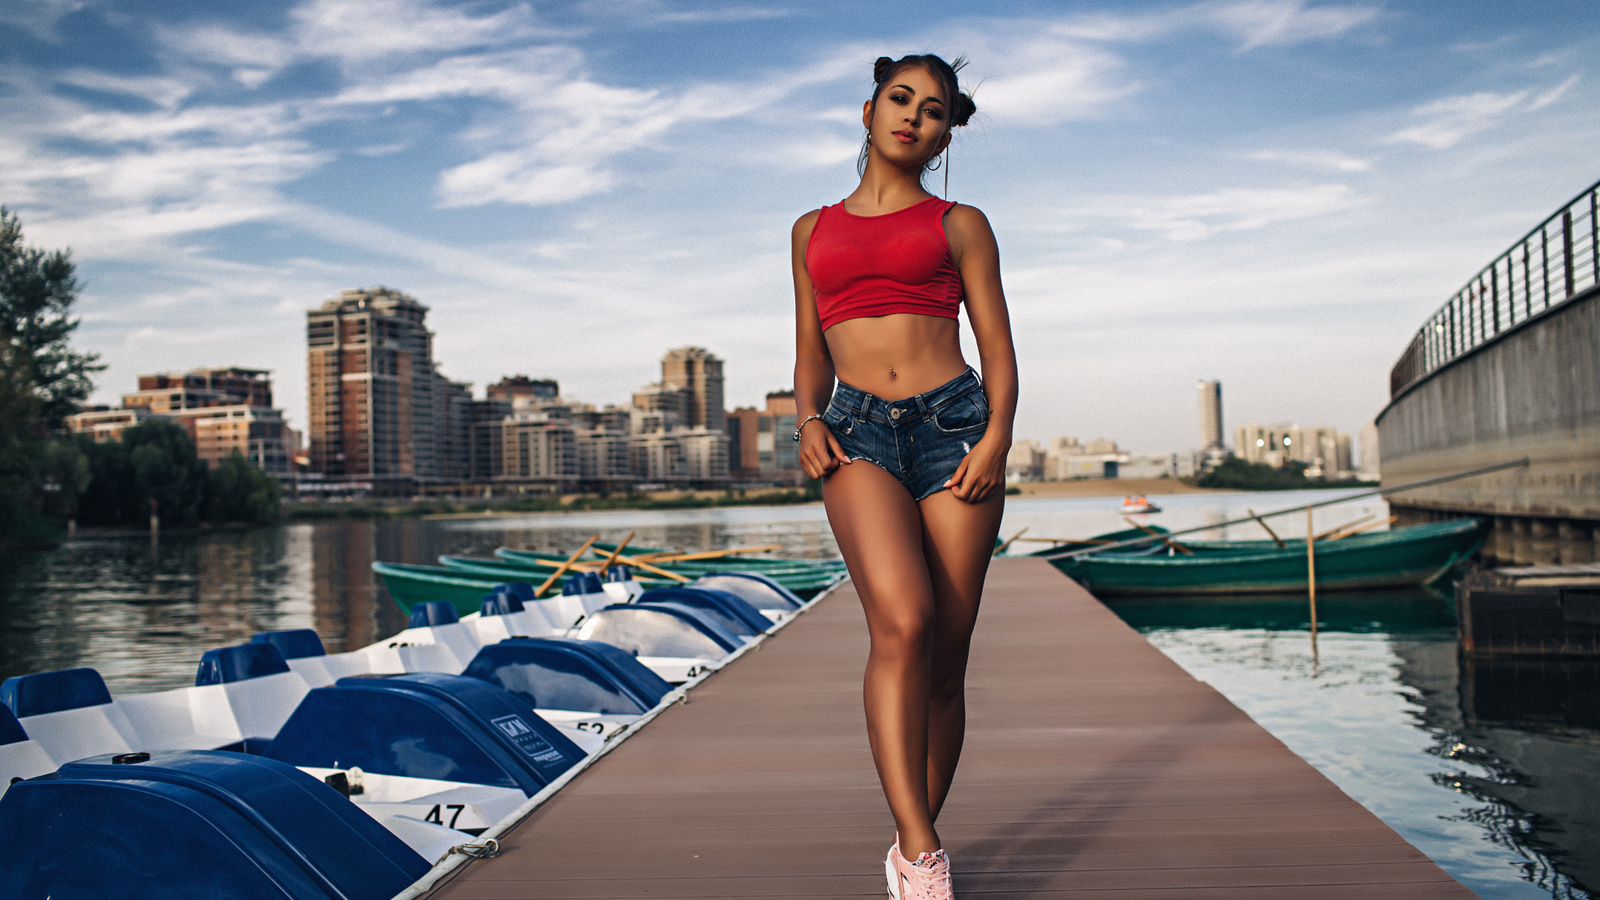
[1434,654,1600,897]
[0,506,838,694]
[1117,591,1599,900]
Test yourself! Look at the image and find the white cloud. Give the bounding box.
[1066,183,1363,241]
[648,6,794,25]
[1530,74,1580,110]
[967,40,1139,125]
[1050,0,1380,50]
[159,23,296,71]
[1203,0,1381,50]
[0,0,87,40]
[289,0,551,61]
[438,157,615,207]
[1386,90,1528,150]
[569,0,792,27]
[54,70,194,109]
[1244,148,1372,172]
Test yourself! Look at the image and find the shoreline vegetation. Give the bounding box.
[42,474,1386,539]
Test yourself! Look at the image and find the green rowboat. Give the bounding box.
[372,562,525,619]
[1047,518,1488,596]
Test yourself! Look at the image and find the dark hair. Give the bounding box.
[859,54,976,177]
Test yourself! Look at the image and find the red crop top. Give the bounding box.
[805,196,962,332]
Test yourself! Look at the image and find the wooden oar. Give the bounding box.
[1011,536,1119,546]
[1246,508,1286,548]
[1312,513,1375,541]
[534,534,600,598]
[1042,457,1530,561]
[638,545,785,563]
[1125,516,1192,555]
[606,552,693,584]
[595,532,635,576]
[1327,515,1397,540]
[993,528,1029,557]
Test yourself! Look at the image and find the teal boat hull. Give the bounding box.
[1048,518,1488,596]
[372,562,516,618]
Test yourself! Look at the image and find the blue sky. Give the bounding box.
[3,0,1596,457]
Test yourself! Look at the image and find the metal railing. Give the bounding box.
[1389,178,1600,398]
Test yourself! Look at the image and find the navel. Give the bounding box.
[889,366,898,380]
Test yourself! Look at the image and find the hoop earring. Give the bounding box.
[856,130,871,177]
[925,152,943,172]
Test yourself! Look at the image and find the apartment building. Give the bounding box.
[307,287,472,489]
[67,366,292,476]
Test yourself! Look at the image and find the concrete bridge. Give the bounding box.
[1377,179,1599,565]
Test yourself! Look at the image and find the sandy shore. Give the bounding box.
[1008,477,1229,499]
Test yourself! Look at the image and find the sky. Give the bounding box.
[2,0,1596,458]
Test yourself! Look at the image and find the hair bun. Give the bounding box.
[952,92,977,127]
[873,56,894,83]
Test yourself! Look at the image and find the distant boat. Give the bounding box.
[1046,518,1488,596]
[1121,495,1161,514]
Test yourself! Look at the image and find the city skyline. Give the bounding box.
[4,1,1597,454]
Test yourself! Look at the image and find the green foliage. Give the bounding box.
[77,420,206,526]
[77,423,282,528]
[128,420,209,525]
[204,450,283,524]
[0,208,102,550]
[1194,457,1313,490]
[284,486,816,521]
[1,208,103,430]
[0,340,51,545]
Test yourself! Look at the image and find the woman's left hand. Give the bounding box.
[945,435,1010,503]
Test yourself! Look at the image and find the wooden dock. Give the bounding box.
[428,558,1477,898]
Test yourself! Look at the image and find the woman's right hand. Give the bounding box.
[799,419,852,480]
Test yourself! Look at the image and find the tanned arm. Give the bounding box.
[792,210,852,479]
[942,204,1017,503]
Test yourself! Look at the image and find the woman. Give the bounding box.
[791,53,1017,900]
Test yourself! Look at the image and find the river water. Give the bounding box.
[0,489,1594,898]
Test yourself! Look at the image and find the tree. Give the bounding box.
[204,450,283,524]
[1194,457,1312,491]
[76,420,208,527]
[0,333,47,542]
[1,207,103,430]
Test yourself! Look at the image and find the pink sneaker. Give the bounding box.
[887,842,954,900]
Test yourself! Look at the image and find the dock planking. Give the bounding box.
[428,557,1477,898]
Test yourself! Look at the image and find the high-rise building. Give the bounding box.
[1197,380,1223,450]
[661,347,725,432]
[307,287,464,488]
[434,377,474,481]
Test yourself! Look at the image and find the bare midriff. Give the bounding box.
[824,313,968,401]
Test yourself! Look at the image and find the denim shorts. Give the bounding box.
[821,368,990,501]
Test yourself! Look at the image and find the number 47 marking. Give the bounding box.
[425,803,466,829]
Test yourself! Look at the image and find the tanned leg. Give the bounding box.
[823,461,942,857]
[917,487,1004,822]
